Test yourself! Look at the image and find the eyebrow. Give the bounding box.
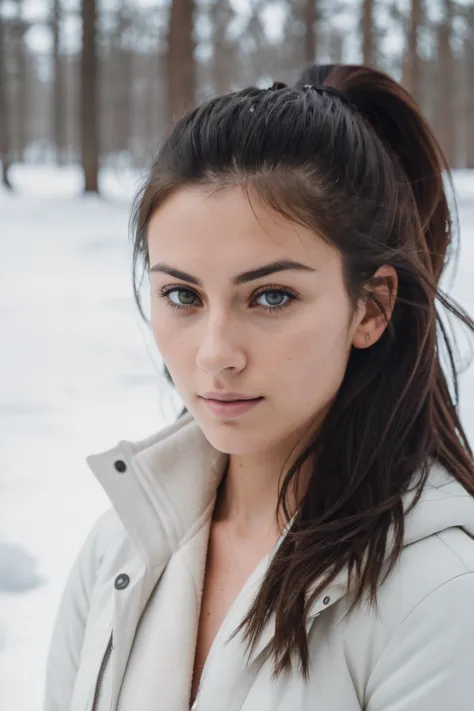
[149,259,317,286]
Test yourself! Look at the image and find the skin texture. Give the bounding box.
[147,184,396,531]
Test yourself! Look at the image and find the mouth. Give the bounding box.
[199,396,264,418]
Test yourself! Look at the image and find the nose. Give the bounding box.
[195,315,246,376]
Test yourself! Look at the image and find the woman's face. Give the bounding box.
[147,185,365,456]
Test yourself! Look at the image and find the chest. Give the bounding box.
[191,523,277,705]
[189,606,366,711]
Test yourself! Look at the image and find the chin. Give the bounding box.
[195,418,274,455]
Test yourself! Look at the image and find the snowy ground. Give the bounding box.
[0,165,182,710]
[0,166,473,710]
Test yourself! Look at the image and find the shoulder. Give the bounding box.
[339,524,474,658]
[361,527,474,648]
[374,468,474,629]
[362,537,474,709]
[385,465,474,618]
[384,526,474,621]
[336,531,474,709]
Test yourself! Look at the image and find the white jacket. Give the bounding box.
[44,413,474,711]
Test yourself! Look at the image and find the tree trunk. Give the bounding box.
[402,0,422,104]
[211,0,235,95]
[362,0,374,66]
[52,0,66,165]
[81,0,99,193]
[116,4,132,154]
[304,0,318,65]
[105,2,133,157]
[117,49,132,154]
[466,6,474,169]
[435,2,455,167]
[166,0,195,125]
[0,2,12,188]
[329,27,344,64]
[15,3,27,161]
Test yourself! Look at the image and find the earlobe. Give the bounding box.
[352,320,384,350]
[352,328,375,350]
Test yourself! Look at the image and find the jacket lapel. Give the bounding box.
[86,416,225,710]
[112,516,213,711]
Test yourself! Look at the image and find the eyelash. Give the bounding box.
[157,284,299,315]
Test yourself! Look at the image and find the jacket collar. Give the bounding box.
[86,413,228,567]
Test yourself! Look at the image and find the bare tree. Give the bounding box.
[279,0,316,76]
[304,0,318,64]
[402,0,422,103]
[0,0,11,188]
[328,26,344,64]
[106,2,133,156]
[235,2,275,85]
[167,0,196,125]
[465,3,474,168]
[362,0,375,66]
[435,0,455,167]
[52,0,66,164]
[210,0,235,94]
[13,0,28,160]
[81,0,99,192]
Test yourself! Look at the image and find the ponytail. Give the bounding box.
[297,64,453,282]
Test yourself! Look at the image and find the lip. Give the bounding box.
[200,392,260,401]
[199,396,264,418]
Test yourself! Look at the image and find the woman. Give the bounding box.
[44,64,474,711]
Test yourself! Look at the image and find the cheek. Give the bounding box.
[150,306,166,354]
[150,303,182,365]
[278,303,352,393]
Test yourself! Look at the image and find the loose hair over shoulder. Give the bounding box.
[131,63,474,677]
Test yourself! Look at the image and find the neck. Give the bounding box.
[214,448,311,538]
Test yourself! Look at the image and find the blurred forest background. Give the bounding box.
[0,5,473,708]
[0,0,473,193]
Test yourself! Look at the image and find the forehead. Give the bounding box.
[146,185,336,273]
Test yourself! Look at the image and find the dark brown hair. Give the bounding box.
[130,63,474,676]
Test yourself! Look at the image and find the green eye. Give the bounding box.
[168,289,197,306]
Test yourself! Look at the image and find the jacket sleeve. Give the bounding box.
[365,572,474,711]
[43,515,106,711]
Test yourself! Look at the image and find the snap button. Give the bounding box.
[114,460,127,473]
[323,596,331,605]
[114,574,130,590]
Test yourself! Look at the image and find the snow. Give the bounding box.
[0,164,181,710]
[0,164,473,710]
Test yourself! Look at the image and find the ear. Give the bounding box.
[352,265,398,349]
